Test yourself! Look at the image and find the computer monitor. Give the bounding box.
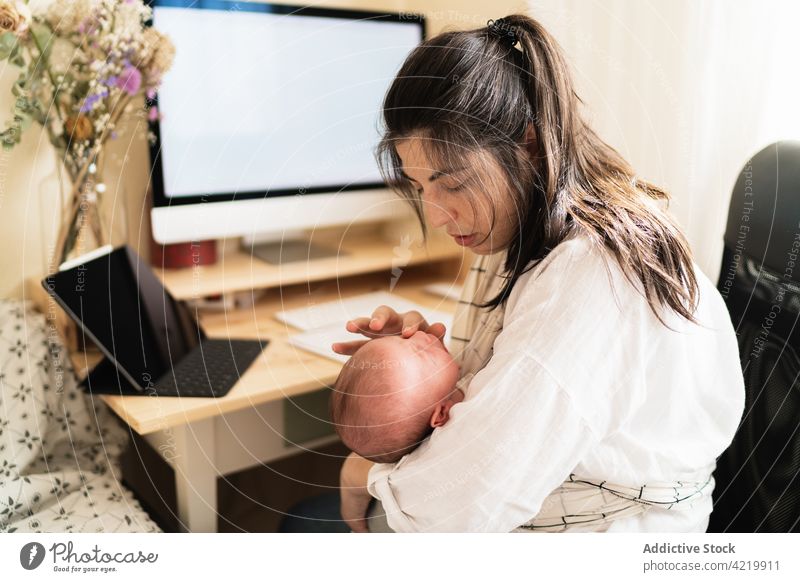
[147,1,425,261]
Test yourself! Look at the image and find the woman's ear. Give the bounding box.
[524,123,538,159]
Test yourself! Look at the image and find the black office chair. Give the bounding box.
[708,141,800,532]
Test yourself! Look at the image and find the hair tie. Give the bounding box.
[487,18,519,48]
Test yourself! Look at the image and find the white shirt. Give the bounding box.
[368,235,745,532]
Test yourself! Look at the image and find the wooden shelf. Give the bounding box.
[154,226,466,300]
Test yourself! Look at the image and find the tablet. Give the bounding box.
[42,246,203,393]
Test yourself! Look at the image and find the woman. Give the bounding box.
[321,13,744,533]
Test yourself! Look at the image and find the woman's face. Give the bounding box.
[395,137,520,255]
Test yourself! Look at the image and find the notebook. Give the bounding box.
[276,291,454,363]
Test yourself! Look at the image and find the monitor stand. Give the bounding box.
[245,236,342,265]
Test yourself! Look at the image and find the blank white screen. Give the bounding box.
[152,6,422,198]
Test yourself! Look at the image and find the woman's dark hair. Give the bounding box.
[376,14,698,324]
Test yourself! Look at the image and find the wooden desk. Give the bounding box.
[64,259,464,532]
[97,226,468,433]
[28,225,469,532]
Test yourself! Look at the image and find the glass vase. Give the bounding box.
[42,148,129,273]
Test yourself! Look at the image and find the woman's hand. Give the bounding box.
[339,452,376,533]
[331,304,447,356]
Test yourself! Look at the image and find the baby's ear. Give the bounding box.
[430,401,455,428]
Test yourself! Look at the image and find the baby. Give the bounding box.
[330,330,464,463]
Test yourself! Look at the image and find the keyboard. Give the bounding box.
[153,339,265,397]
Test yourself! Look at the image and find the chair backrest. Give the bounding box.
[709,141,800,532]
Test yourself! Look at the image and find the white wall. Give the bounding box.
[530,0,800,280]
[0,81,153,300]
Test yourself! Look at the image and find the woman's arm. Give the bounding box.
[367,349,600,532]
[339,453,374,533]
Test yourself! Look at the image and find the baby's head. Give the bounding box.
[330,330,462,463]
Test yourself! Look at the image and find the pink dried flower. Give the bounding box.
[115,65,142,96]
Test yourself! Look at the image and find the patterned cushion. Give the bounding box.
[0,300,160,533]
